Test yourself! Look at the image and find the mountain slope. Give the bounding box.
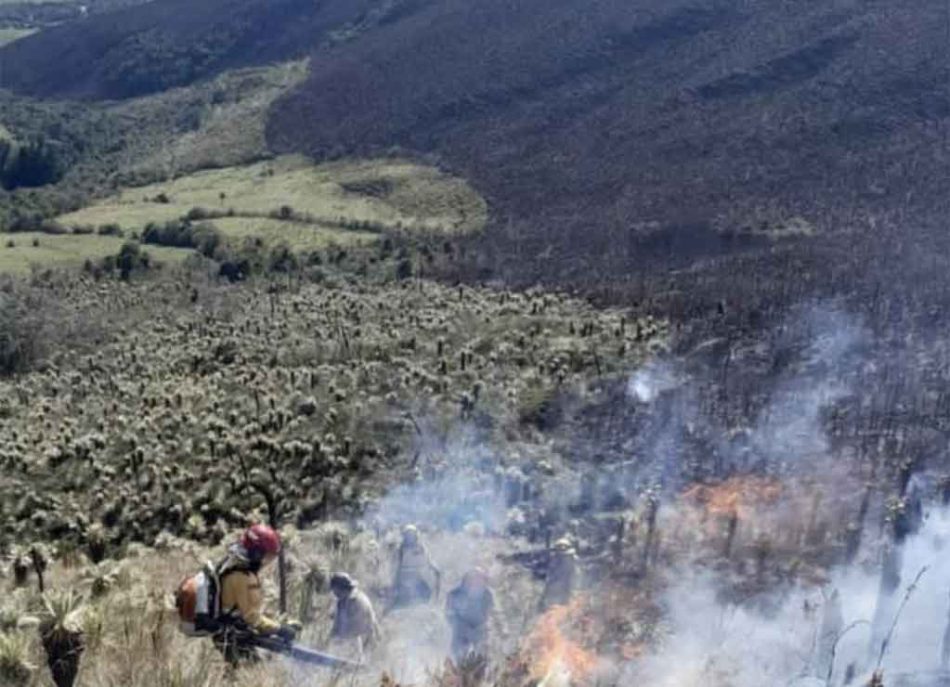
[2,0,948,288]
[0,0,382,98]
[267,0,949,283]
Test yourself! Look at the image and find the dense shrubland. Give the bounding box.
[0,268,665,557]
[0,263,671,686]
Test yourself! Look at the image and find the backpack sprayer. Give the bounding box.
[245,633,362,670]
[205,613,363,671]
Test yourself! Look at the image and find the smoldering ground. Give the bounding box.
[617,304,950,687]
[629,505,950,687]
[281,302,949,687]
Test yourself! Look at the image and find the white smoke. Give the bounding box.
[297,302,942,687]
[749,305,867,472]
[627,360,680,403]
[620,303,867,485]
[627,506,950,687]
[833,508,950,680]
[615,304,950,686]
[343,431,529,684]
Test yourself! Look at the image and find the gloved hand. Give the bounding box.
[276,624,298,642]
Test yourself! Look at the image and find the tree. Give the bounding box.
[116,241,146,280]
[0,137,65,190]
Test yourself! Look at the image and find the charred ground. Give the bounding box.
[265,0,950,285]
[0,0,420,99]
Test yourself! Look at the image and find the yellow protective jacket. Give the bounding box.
[219,570,280,634]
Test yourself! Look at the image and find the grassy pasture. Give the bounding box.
[0,232,187,274]
[63,155,485,233]
[208,216,378,250]
[58,204,185,232]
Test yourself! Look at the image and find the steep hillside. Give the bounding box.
[0,0,153,31]
[0,0,407,98]
[267,0,949,284]
[2,0,948,325]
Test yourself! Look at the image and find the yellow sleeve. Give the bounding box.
[220,572,280,634]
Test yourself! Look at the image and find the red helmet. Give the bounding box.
[241,524,281,559]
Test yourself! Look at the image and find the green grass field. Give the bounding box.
[208,216,378,250]
[5,59,486,276]
[0,27,34,46]
[59,154,487,238]
[0,232,188,275]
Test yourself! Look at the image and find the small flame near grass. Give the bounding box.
[523,598,600,686]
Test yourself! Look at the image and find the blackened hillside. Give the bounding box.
[0,0,383,98]
[268,0,950,285]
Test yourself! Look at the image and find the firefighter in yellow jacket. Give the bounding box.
[214,524,298,665]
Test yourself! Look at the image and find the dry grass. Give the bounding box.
[0,233,187,275]
[0,523,547,687]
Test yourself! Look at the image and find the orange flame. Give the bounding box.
[523,598,600,685]
[681,476,782,520]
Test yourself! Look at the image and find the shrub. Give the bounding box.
[115,241,149,280]
[191,222,222,258]
[0,288,46,376]
[518,383,562,430]
[0,632,34,686]
[96,224,123,237]
[185,206,212,221]
[142,220,222,257]
[396,257,413,280]
[217,241,267,282]
[268,243,298,273]
[38,590,85,687]
[0,136,66,191]
[37,221,66,235]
